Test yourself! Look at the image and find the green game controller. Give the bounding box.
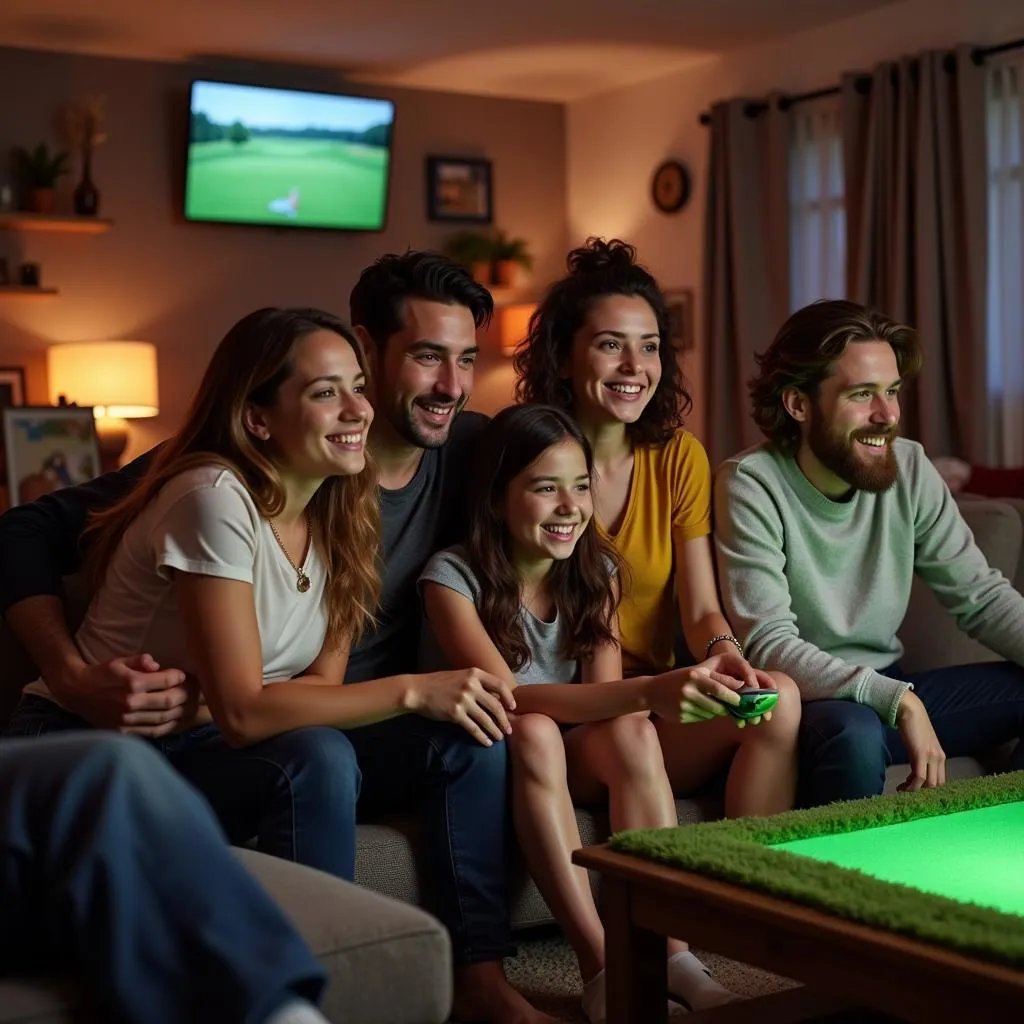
[721,687,779,720]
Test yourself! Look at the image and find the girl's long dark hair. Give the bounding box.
[466,403,624,671]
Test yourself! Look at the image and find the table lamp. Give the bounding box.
[48,341,159,469]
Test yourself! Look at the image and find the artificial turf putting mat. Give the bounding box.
[610,771,1024,967]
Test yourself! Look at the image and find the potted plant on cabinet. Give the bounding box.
[9,143,71,214]
[445,230,496,285]
[492,230,533,288]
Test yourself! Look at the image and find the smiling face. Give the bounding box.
[567,294,663,428]
[501,438,593,571]
[793,340,902,497]
[247,329,373,482]
[374,297,479,448]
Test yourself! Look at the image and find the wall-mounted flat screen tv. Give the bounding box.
[184,80,395,231]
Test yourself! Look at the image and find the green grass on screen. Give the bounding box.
[184,137,389,229]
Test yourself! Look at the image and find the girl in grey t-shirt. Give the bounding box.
[418,404,742,1022]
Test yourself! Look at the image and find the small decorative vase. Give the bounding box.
[73,146,101,217]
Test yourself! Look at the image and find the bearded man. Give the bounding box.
[713,299,1024,806]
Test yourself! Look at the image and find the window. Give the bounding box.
[789,98,846,312]
[986,57,1024,466]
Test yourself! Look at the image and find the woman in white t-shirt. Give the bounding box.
[4,307,514,881]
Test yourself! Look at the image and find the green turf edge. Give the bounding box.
[610,771,1024,968]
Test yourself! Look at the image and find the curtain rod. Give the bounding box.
[697,36,1024,125]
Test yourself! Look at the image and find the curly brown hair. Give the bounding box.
[749,299,922,454]
[84,308,382,650]
[465,403,624,672]
[513,238,690,446]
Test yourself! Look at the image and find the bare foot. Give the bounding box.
[451,960,557,1024]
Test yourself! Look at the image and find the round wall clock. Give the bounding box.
[651,160,692,214]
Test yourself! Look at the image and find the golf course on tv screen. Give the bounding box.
[185,81,395,231]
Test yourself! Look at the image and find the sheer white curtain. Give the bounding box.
[789,98,846,312]
[986,56,1024,466]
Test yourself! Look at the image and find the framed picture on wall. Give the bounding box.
[426,156,493,223]
[2,406,100,508]
[664,289,695,352]
[0,367,26,408]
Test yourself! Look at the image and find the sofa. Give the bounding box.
[0,496,1021,1020]
[356,495,1024,929]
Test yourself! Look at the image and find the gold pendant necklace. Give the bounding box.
[268,517,311,593]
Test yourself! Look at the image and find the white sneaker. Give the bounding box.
[581,968,689,1024]
[667,951,744,1011]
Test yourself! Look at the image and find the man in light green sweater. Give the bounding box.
[714,299,1024,807]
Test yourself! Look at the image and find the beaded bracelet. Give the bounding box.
[704,633,743,659]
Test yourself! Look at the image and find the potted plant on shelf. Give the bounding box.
[492,230,533,288]
[445,230,497,285]
[9,143,70,214]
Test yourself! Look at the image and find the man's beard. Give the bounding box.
[807,410,899,493]
[393,394,467,449]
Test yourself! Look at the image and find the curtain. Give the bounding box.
[841,46,989,462]
[789,97,846,311]
[986,57,1024,467]
[702,97,791,467]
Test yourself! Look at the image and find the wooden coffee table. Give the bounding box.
[572,776,1024,1023]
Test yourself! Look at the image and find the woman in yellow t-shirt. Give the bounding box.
[514,237,801,819]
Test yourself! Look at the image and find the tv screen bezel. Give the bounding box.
[182,77,396,234]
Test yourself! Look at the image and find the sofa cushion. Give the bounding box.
[237,849,451,1024]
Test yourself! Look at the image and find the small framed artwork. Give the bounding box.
[664,289,696,351]
[0,367,25,408]
[426,156,493,223]
[2,406,100,507]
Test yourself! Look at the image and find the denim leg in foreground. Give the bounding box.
[346,715,515,965]
[798,661,1024,807]
[4,695,363,881]
[0,733,325,1024]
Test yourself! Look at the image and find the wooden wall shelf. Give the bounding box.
[0,213,113,234]
[0,285,60,298]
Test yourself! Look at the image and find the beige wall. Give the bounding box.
[0,46,566,459]
[567,0,1024,440]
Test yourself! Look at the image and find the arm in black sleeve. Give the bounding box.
[0,449,155,616]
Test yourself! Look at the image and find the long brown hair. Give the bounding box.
[84,307,381,649]
[466,403,623,672]
[749,299,922,454]
[513,238,690,446]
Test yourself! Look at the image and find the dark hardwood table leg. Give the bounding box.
[602,874,668,1024]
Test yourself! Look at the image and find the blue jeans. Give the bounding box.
[6,697,516,965]
[5,696,361,880]
[345,714,515,965]
[799,661,1024,807]
[0,732,325,1024]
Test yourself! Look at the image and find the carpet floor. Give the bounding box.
[501,929,899,1022]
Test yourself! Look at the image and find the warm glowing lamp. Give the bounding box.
[48,341,159,468]
[498,303,537,357]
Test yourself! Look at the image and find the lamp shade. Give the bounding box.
[48,341,159,419]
